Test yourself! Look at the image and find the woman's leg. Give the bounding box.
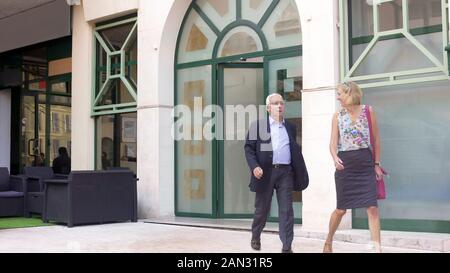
[367,206,381,252]
[323,209,346,252]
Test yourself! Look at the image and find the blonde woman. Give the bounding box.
[323,81,383,253]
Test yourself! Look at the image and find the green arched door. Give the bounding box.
[175,0,303,220]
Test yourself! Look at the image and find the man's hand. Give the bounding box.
[253,167,263,179]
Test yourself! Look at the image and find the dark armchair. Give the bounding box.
[43,170,138,227]
[0,167,27,217]
[23,167,68,217]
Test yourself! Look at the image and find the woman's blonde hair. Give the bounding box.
[337,81,362,106]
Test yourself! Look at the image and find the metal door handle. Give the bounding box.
[28,139,39,156]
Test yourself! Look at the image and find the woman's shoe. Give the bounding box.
[323,242,333,253]
[367,241,382,253]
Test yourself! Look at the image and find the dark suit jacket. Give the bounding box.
[244,117,309,193]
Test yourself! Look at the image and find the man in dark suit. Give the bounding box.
[244,93,309,253]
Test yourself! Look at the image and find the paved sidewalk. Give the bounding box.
[0,222,435,253]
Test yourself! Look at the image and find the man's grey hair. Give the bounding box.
[265,93,283,106]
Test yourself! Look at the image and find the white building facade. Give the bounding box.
[1,0,449,234]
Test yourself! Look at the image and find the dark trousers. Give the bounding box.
[251,165,294,250]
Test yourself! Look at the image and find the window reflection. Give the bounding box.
[96,112,137,174]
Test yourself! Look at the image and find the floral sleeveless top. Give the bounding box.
[337,105,371,152]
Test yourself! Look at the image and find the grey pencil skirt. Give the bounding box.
[335,148,378,209]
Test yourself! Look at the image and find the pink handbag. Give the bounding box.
[365,106,387,200]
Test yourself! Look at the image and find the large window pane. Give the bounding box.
[196,0,236,31]
[218,26,263,57]
[98,79,135,105]
[355,81,450,222]
[222,67,262,215]
[352,32,443,76]
[378,0,403,32]
[94,18,137,114]
[242,0,273,23]
[21,96,36,167]
[176,66,212,214]
[23,47,47,90]
[98,22,135,51]
[268,55,303,219]
[177,10,217,64]
[408,0,442,29]
[262,0,301,49]
[350,0,374,38]
[49,96,71,164]
[96,115,115,171]
[349,0,444,77]
[119,112,137,174]
[351,0,442,38]
[268,56,303,124]
[96,112,137,174]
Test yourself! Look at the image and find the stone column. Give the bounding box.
[297,0,351,231]
[0,90,11,169]
[136,0,190,218]
[71,5,95,170]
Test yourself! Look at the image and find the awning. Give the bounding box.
[0,0,71,54]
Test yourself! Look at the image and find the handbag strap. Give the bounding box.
[364,105,387,175]
[364,105,375,159]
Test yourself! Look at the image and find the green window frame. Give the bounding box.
[92,15,138,173]
[92,16,138,116]
[339,0,450,88]
[341,0,450,234]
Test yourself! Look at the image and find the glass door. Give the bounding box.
[20,93,46,169]
[19,91,71,172]
[218,63,264,217]
[267,53,303,222]
[48,95,71,165]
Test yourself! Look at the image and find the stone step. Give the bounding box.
[144,217,450,252]
[296,228,450,252]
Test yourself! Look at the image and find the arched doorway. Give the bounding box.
[175,0,303,219]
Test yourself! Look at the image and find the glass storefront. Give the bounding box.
[358,82,450,225]
[1,38,73,174]
[342,0,450,232]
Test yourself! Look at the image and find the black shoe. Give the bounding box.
[251,239,261,251]
[282,248,293,253]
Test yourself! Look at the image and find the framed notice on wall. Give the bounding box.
[122,117,137,143]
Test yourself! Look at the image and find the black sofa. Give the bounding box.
[0,167,27,217]
[43,170,138,227]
